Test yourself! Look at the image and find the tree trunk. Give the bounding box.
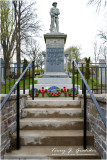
[3,41,10,78]
[17,0,21,77]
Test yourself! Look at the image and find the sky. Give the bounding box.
[0,0,106,61]
[35,0,106,60]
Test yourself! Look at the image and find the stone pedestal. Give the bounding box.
[43,32,67,77]
[36,32,73,88]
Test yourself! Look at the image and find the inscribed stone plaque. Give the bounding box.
[99,59,106,84]
[46,39,64,48]
[46,47,64,72]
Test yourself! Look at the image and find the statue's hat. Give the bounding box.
[52,2,57,6]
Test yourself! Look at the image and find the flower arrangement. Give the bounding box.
[68,88,78,97]
[29,86,78,97]
[47,86,61,97]
[39,87,48,97]
[61,86,69,97]
[29,88,39,97]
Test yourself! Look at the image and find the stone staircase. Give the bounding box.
[4,98,100,159]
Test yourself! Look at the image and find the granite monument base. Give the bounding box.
[42,72,68,78]
[39,32,72,89]
[31,84,80,91]
[35,77,71,84]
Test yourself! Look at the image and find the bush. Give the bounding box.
[84,57,90,80]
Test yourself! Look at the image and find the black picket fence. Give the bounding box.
[1,62,106,94]
[72,62,106,94]
[0,62,41,94]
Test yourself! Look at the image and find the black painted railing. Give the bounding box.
[1,62,106,94]
[72,60,106,149]
[0,61,43,94]
[73,62,106,94]
[0,61,34,149]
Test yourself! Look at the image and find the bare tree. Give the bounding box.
[1,0,16,76]
[99,45,107,59]
[25,39,41,65]
[1,0,42,77]
[12,0,42,76]
[37,53,44,70]
[93,41,98,64]
[98,30,107,44]
[88,0,107,11]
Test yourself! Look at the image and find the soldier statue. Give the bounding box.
[50,2,60,32]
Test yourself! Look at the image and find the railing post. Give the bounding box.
[96,67,98,94]
[16,82,20,149]
[92,67,93,93]
[9,64,10,91]
[84,83,87,149]
[14,66,15,94]
[23,63,25,94]
[72,61,75,100]
[5,66,6,94]
[101,67,102,94]
[82,63,84,94]
[32,61,34,100]
[29,67,30,95]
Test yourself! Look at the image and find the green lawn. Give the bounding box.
[1,78,37,94]
[1,75,105,94]
[71,76,105,89]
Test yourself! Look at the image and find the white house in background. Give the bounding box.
[10,60,24,72]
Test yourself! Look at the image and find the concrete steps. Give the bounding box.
[4,98,100,159]
[20,118,86,130]
[12,130,94,146]
[4,146,100,159]
[21,108,83,118]
[25,98,81,108]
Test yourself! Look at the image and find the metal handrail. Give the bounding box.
[0,61,33,110]
[73,60,106,127]
[0,60,34,150]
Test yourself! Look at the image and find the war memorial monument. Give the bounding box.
[36,2,76,89]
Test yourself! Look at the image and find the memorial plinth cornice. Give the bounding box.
[44,32,67,44]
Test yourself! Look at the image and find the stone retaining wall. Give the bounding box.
[79,94,106,159]
[0,94,27,158]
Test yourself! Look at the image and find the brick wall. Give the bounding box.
[0,94,27,158]
[79,94,106,159]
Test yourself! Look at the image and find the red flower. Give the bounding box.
[67,89,69,91]
[61,89,63,91]
[42,87,44,89]
[45,89,47,91]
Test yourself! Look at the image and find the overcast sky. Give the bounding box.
[35,0,106,60]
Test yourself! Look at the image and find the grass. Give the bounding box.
[1,78,37,94]
[71,76,106,90]
[1,75,105,94]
